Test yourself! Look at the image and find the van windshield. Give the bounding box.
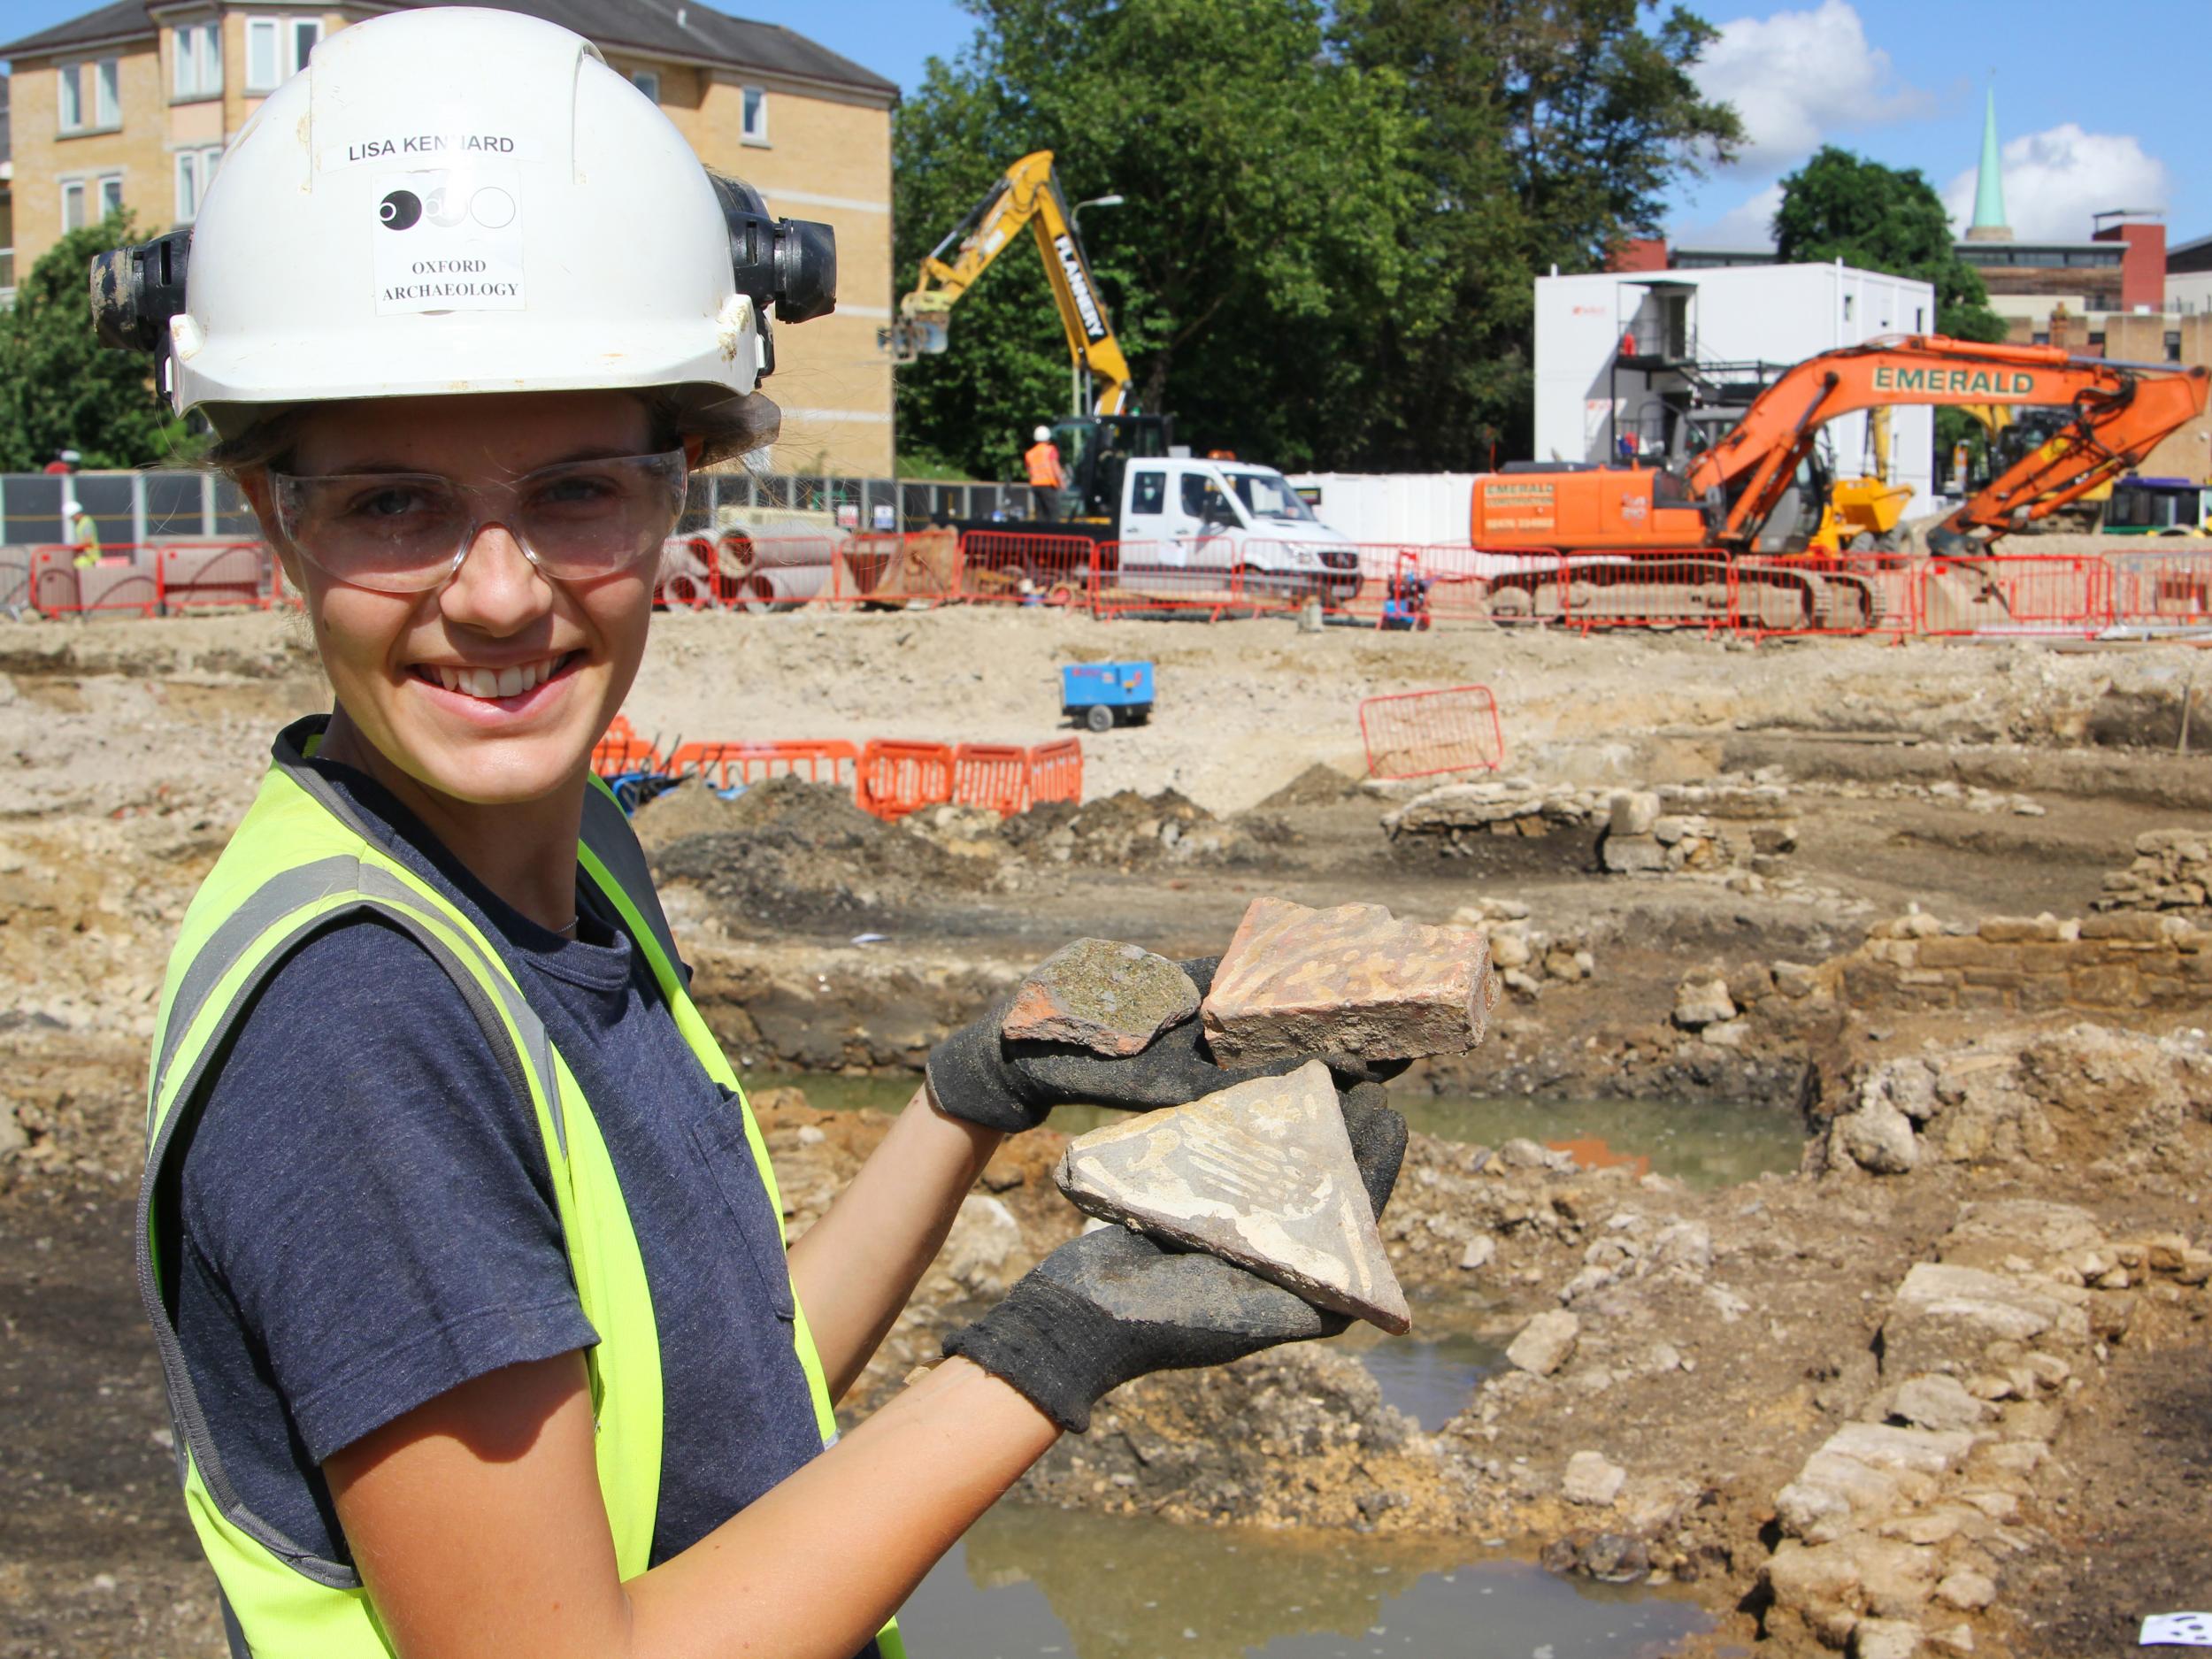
[1230,472,1318,523]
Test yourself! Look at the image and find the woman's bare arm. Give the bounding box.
[782,1082,1002,1400]
[328,1351,1056,1659]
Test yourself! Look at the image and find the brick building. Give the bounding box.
[0,0,898,472]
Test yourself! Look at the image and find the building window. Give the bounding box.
[630,68,660,102]
[1842,294,1855,322]
[58,58,120,133]
[99,174,126,219]
[176,146,225,220]
[173,19,223,99]
[1916,307,1925,332]
[248,16,322,92]
[61,180,88,232]
[2088,332,2106,354]
[741,85,768,143]
[2032,331,2050,347]
[2167,331,2184,363]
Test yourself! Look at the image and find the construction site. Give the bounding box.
[6,1,2212,1655]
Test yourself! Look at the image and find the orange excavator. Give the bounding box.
[1476,335,2209,629]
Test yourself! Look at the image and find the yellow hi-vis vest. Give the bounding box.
[136,715,904,1658]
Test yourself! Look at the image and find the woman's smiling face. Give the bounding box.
[254,390,668,808]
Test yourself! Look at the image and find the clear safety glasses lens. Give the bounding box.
[270,450,689,595]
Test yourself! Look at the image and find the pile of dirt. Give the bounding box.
[645,775,991,933]
[1256,762,1365,810]
[1002,786,1278,868]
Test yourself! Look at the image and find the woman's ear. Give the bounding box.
[237,469,308,592]
[683,434,707,467]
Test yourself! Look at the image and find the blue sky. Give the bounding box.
[6,0,2201,248]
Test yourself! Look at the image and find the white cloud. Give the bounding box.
[1940,125,2171,242]
[1676,181,1786,250]
[1692,0,1930,173]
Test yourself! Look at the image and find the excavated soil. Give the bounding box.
[4,603,2211,1656]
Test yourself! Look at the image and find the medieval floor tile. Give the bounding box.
[1201,895,1494,1064]
[1002,938,1200,1055]
[1055,1059,1410,1333]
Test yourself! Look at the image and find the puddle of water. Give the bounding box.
[901,1499,1710,1658]
[1335,1325,1505,1432]
[747,1073,1804,1191]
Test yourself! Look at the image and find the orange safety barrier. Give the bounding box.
[28,545,160,618]
[590,715,664,778]
[957,530,1099,607]
[1359,686,1506,780]
[1916,554,2112,638]
[855,739,956,821]
[157,541,269,612]
[1026,737,1084,806]
[666,739,859,789]
[952,742,1033,816]
[2106,550,2212,632]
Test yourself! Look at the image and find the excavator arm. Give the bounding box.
[900,150,1134,417]
[1686,335,2209,551]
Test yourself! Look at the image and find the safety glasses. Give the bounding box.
[268,449,689,595]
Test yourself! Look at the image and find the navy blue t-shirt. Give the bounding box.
[172,757,859,1624]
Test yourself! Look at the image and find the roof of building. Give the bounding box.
[0,0,896,96]
[2170,233,2212,276]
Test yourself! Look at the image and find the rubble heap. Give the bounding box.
[2093,827,2212,914]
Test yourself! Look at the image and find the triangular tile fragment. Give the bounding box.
[1054,1060,1410,1333]
[1002,938,1200,1055]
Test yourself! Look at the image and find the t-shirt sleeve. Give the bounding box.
[180,917,600,1465]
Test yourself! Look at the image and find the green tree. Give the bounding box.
[1336,0,1742,465]
[893,0,1424,479]
[1772,147,2008,344]
[0,215,196,471]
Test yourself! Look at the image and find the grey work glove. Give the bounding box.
[927,954,1409,1133]
[943,1082,1409,1432]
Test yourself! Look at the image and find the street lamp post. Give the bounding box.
[1067,194,1125,416]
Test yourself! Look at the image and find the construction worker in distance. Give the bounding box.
[65,497,100,566]
[104,12,1409,1659]
[1024,422,1065,519]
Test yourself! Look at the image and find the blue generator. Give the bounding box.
[1061,661,1155,733]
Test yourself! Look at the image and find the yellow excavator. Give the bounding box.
[898,150,1168,523]
[1809,406,1913,554]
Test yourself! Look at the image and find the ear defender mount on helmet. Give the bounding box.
[89,175,837,385]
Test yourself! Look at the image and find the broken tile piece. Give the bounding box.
[1201,895,1495,1064]
[1001,938,1201,1055]
[1054,1059,1410,1333]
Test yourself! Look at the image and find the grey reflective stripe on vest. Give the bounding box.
[135,860,570,1593]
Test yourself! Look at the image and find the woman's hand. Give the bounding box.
[941,1081,1408,1431]
[927,953,1406,1132]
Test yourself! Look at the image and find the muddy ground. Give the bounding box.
[4,603,2210,1656]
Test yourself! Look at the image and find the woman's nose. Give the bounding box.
[439,520,552,632]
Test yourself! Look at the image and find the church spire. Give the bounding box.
[1965,86,2011,242]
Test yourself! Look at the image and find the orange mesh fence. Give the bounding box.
[1092,539,1309,618]
[2107,551,2212,632]
[590,716,664,778]
[952,743,1033,816]
[1731,553,1920,639]
[1027,738,1084,806]
[28,546,160,618]
[1359,686,1506,780]
[856,739,956,821]
[1917,555,2112,638]
[1485,553,1736,633]
[157,541,269,612]
[958,531,1099,607]
[666,739,859,789]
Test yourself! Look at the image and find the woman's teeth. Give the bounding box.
[427,656,566,700]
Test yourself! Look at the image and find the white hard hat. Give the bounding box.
[88,8,834,460]
[1034,426,1053,442]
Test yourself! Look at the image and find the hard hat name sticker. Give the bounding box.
[373,166,526,316]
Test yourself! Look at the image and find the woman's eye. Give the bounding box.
[532,473,623,513]
[341,484,438,522]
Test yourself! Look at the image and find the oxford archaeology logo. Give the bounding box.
[372,167,526,316]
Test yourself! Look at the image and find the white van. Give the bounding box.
[1111,458,1362,603]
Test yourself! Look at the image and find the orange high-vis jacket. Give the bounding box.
[1024,441,1065,488]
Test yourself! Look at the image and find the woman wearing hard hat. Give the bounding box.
[110,11,1404,1657]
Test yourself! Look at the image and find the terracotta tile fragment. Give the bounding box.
[1201,896,1494,1064]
